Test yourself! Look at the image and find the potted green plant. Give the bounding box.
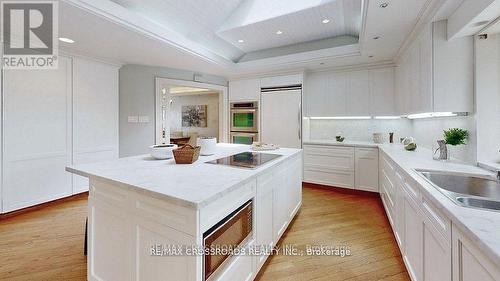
[434,128,469,160]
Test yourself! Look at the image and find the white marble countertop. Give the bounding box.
[303,139,380,148]
[66,143,301,209]
[378,144,500,267]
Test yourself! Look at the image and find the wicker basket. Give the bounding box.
[173,144,201,164]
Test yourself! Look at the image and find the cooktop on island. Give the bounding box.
[206,151,282,169]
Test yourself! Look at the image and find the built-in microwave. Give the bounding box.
[203,200,253,280]
[230,132,259,145]
[230,102,258,133]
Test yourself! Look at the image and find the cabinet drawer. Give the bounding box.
[355,147,378,159]
[214,240,254,281]
[304,165,354,188]
[421,195,451,242]
[403,177,421,204]
[304,145,354,170]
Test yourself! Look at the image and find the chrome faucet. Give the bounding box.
[497,170,500,180]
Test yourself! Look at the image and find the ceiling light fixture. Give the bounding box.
[309,116,372,120]
[238,39,244,43]
[322,19,331,24]
[373,36,381,40]
[369,55,374,58]
[59,37,75,43]
[374,116,401,120]
[407,112,458,119]
[379,2,389,8]
[276,30,283,35]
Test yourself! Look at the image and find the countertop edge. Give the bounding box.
[378,147,500,267]
[66,150,302,210]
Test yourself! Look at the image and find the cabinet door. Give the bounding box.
[73,58,119,194]
[409,43,421,114]
[3,56,73,212]
[452,226,500,281]
[347,70,370,116]
[403,194,423,281]
[370,68,395,115]
[423,223,451,281]
[304,72,325,117]
[255,172,275,270]
[325,72,348,116]
[419,23,433,113]
[354,148,379,192]
[287,156,302,219]
[272,167,289,242]
[228,79,260,101]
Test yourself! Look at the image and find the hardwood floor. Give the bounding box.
[255,184,410,281]
[0,184,409,281]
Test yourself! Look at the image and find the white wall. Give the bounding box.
[475,34,500,168]
[119,64,227,157]
[170,93,219,139]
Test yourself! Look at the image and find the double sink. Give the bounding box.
[416,169,500,212]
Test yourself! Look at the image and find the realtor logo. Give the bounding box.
[1,1,58,69]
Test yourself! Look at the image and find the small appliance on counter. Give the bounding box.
[149,144,178,160]
[336,132,345,142]
[197,137,217,155]
[373,133,383,144]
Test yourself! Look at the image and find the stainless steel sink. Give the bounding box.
[416,169,500,212]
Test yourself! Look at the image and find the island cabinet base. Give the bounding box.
[87,153,302,281]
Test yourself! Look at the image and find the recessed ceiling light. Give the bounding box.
[320,62,325,65]
[369,55,374,58]
[379,2,389,8]
[276,30,283,35]
[238,39,244,43]
[373,36,381,40]
[322,19,331,24]
[59,37,75,43]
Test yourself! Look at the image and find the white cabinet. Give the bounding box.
[305,67,395,117]
[403,189,424,281]
[304,145,380,192]
[305,71,347,117]
[1,56,119,213]
[228,79,260,101]
[260,74,303,88]
[272,166,289,242]
[354,147,379,192]
[2,56,73,212]
[452,226,500,281]
[303,145,355,189]
[72,58,119,194]
[347,70,370,116]
[370,68,395,115]
[380,153,454,281]
[255,170,276,271]
[395,20,473,115]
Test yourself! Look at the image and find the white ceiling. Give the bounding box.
[52,0,442,77]
[217,0,362,53]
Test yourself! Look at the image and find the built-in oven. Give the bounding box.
[230,132,259,145]
[203,200,253,281]
[230,102,258,133]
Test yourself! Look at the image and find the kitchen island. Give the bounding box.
[66,143,302,281]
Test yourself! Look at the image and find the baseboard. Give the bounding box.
[302,182,380,197]
[0,192,88,220]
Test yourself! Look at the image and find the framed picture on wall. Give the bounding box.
[182,105,207,127]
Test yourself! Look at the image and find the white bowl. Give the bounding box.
[149,144,178,160]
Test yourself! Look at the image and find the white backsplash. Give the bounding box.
[306,115,477,164]
[412,116,476,164]
[307,119,413,144]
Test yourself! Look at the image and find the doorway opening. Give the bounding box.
[155,78,228,145]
